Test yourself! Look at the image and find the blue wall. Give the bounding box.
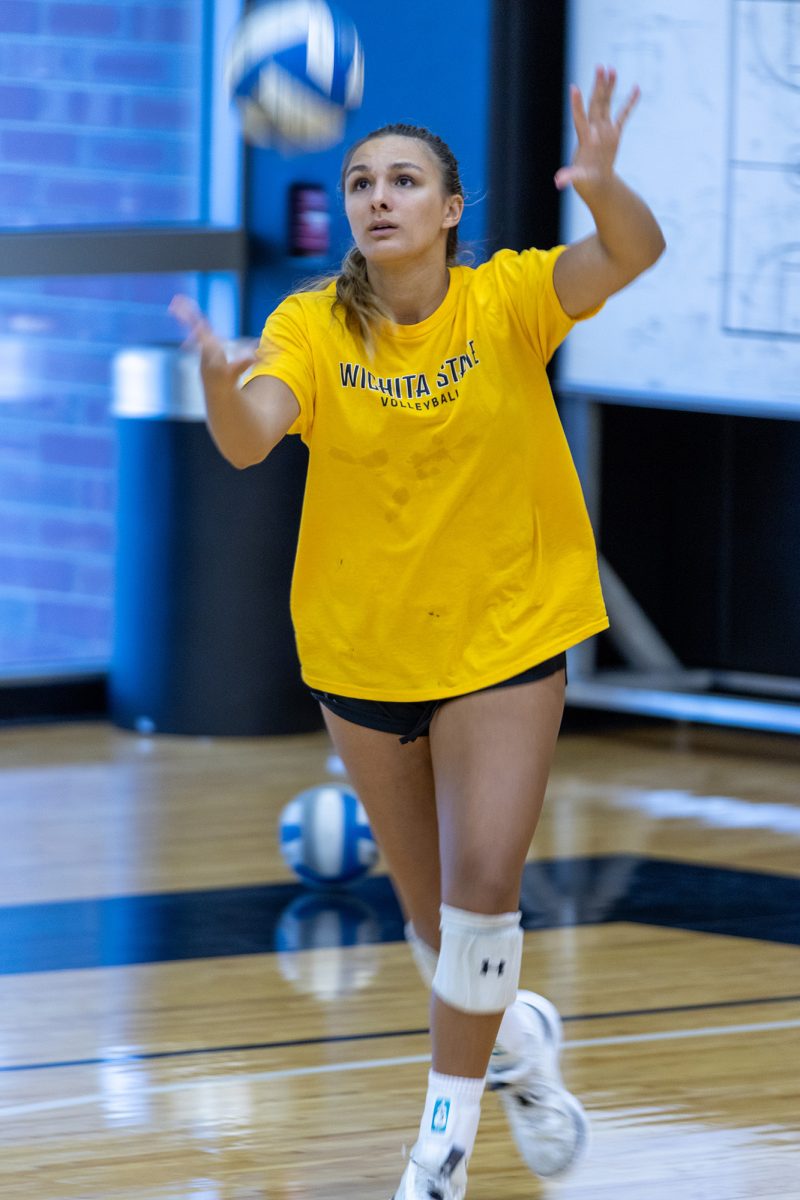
[245,0,492,333]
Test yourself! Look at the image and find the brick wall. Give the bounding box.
[0,1,212,672]
[0,1,202,227]
[0,272,214,669]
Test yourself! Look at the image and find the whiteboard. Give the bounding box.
[558,0,800,416]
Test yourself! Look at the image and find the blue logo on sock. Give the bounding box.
[431,1098,450,1133]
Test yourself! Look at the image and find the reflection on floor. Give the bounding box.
[2,854,799,980]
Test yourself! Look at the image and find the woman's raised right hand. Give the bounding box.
[169,294,258,391]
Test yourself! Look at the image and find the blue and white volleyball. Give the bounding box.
[279,784,379,887]
[224,0,364,149]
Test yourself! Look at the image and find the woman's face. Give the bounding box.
[343,135,462,266]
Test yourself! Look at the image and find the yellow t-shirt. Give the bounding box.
[246,244,608,700]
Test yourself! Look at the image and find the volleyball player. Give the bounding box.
[172,65,664,1200]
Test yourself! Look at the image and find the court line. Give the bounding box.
[3,991,800,1074]
[567,992,800,1022]
[2,1017,799,1120]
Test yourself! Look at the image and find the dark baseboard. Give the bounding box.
[0,674,108,725]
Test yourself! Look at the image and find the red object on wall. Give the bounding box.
[288,183,330,257]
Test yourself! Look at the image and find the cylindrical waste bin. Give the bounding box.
[110,345,322,736]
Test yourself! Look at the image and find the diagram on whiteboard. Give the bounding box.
[558,0,800,411]
[724,0,800,339]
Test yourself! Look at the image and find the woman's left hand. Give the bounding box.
[555,65,639,198]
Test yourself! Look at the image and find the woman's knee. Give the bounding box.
[441,853,524,915]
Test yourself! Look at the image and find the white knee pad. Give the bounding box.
[432,904,522,1014]
[405,921,439,989]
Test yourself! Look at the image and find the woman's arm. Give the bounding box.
[553,66,666,318]
[170,296,300,469]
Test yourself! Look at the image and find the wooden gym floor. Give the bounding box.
[0,715,798,1198]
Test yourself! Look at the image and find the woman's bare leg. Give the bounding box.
[427,669,566,1078]
[318,708,442,949]
[317,674,569,1190]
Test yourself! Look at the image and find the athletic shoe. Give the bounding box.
[487,990,589,1177]
[391,1145,468,1200]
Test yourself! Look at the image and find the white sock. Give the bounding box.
[415,1070,485,1168]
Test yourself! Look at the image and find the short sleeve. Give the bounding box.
[242,294,316,441]
[484,245,603,364]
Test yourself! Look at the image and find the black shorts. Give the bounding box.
[309,652,567,744]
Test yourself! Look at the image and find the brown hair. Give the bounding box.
[325,124,464,346]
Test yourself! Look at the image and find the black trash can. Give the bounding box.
[110,345,321,736]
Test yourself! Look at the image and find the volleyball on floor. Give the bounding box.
[279,784,379,887]
[224,0,364,149]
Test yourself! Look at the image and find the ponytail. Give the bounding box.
[333,245,392,348]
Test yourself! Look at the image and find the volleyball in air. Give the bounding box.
[224,0,364,149]
[279,784,379,887]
